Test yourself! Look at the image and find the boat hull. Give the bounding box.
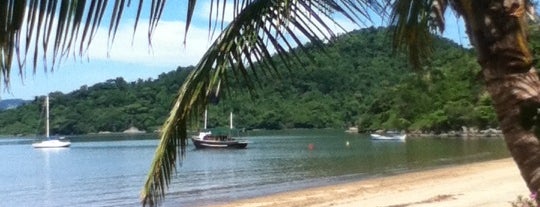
[370,134,407,141]
[32,140,71,148]
[191,138,247,149]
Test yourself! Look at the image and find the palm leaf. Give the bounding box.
[0,0,163,91]
[140,0,389,206]
[390,0,436,69]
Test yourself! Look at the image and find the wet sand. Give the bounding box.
[212,158,529,207]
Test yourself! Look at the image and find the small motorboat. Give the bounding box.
[370,133,407,141]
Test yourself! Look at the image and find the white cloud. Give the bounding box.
[199,2,235,24]
[86,19,215,68]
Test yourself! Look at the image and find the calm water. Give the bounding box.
[0,130,509,207]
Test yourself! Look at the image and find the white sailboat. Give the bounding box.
[32,96,71,148]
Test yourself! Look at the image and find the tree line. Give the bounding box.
[0,27,513,135]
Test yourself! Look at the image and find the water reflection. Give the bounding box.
[36,148,69,206]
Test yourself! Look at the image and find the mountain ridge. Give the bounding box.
[0,99,29,111]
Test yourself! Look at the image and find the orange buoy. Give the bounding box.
[308,143,314,150]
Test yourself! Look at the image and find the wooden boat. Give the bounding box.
[191,131,247,149]
[191,111,247,149]
[370,133,407,141]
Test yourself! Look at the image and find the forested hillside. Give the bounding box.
[0,68,192,135]
[0,27,500,135]
[213,27,495,132]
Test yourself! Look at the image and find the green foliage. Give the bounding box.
[215,27,496,133]
[0,67,192,135]
[530,24,540,69]
[0,28,498,135]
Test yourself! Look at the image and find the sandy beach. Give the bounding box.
[212,158,530,207]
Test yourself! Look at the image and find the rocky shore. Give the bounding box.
[349,126,503,138]
[408,127,503,138]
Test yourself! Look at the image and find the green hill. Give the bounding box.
[0,27,498,135]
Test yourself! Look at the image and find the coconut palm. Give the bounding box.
[2,0,540,206]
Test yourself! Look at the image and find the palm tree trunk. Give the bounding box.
[486,68,540,199]
[455,0,540,201]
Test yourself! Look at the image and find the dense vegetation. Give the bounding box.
[0,27,501,135]
[212,27,496,132]
[0,69,191,135]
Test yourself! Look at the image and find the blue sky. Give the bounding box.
[1,2,469,100]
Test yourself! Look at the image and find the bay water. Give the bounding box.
[0,130,509,206]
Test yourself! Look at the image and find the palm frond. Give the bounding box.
[390,0,448,69]
[141,0,387,206]
[430,0,447,33]
[0,0,163,91]
[526,0,538,21]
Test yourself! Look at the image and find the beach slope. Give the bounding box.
[213,158,529,207]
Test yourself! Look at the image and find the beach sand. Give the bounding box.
[212,158,530,207]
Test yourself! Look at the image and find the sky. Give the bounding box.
[1,1,469,100]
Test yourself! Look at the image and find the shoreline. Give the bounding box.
[211,158,529,207]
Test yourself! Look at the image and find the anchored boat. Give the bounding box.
[191,111,247,149]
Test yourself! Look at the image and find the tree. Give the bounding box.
[2,0,540,206]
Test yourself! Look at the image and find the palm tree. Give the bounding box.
[2,0,540,206]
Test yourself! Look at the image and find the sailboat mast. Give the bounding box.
[230,111,233,129]
[204,108,208,130]
[46,96,50,138]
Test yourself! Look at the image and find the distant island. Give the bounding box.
[0,99,28,110]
